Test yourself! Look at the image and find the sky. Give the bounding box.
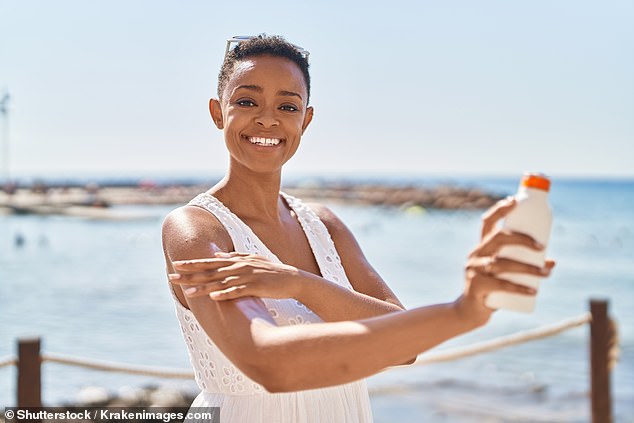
[0,0,633,180]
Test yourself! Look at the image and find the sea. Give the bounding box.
[1,175,633,422]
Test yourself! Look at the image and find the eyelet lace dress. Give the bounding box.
[170,192,373,423]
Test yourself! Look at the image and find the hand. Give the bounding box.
[456,197,556,325]
[169,252,302,301]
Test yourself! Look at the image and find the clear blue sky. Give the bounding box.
[1,0,632,179]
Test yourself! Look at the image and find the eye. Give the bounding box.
[236,99,256,107]
[280,104,299,112]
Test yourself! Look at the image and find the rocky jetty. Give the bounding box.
[285,183,503,210]
[0,180,505,217]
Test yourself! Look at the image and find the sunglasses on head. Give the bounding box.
[225,35,310,60]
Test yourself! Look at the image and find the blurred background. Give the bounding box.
[1,1,632,422]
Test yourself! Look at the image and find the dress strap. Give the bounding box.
[189,192,352,290]
[280,193,353,290]
[187,193,269,258]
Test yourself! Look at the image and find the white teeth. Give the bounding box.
[248,137,281,146]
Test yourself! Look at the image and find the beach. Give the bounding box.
[1,176,632,422]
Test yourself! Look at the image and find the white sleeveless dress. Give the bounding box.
[170,192,374,423]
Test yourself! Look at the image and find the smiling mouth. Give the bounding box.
[246,136,283,147]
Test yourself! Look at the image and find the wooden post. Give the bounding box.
[17,337,42,407]
[590,299,612,423]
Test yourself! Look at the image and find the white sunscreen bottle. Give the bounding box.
[485,172,553,313]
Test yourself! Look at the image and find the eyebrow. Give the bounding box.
[236,84,262,93]
[235,85,304,101]
[278,90,303,100]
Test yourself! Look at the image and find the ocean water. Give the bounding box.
[0,177,632,422]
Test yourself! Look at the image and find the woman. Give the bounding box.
[162,35,554,422]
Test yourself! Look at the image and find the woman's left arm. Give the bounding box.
[171,204,416,364]
[295,203,408,320]
[171,203,407,322]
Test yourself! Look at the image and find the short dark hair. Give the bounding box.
[217,35,311,104]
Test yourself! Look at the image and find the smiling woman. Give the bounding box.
[161,34,554,423]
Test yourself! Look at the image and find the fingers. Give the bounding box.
[472,229,544,257]
[481,197,516,238]
[169,276,226,294]
[214,251,252,258]
[181,276,243,298]
[172,252,265,272]
[169,253,270,300]
[170,259,255,285]
[172,257,249,274]
[468,270,537,297]
[463,255,557,309]
[169,269,233,285]
[208,285,249,300]
[172,258,227,272]
[467,256,552,277]
[183,281,252,301]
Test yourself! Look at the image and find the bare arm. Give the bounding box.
[293,203,407,320]
[236,300,474,392]
[174,203,406,322]
[163,205,455,391]
[163,199,553,393]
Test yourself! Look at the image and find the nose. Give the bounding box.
[255,109,280,128]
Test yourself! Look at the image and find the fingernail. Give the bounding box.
[184,287,198,295]
[540,268,550,275]
[168,274,181,280]
[209,292,222,299]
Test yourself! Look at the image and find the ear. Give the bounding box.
[209,98,224,129]
[301,106,314,135]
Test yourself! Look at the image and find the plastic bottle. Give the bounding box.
[485,172,553,313]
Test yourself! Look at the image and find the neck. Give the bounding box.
[210,162,284,222]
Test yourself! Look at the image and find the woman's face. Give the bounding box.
[210,55,313,174]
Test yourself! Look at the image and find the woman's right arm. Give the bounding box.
[162,203,546,393]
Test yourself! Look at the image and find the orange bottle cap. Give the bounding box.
[521,173,550,191]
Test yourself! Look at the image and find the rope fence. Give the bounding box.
[1,299,619,423]
[411,312,593,366]
[0,356,17,368]
[41,353,194,379]
[1,313,597,378]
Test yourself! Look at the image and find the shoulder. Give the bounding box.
[162,203,233,260]
[303,202,349,236]
[162,204,221,243]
